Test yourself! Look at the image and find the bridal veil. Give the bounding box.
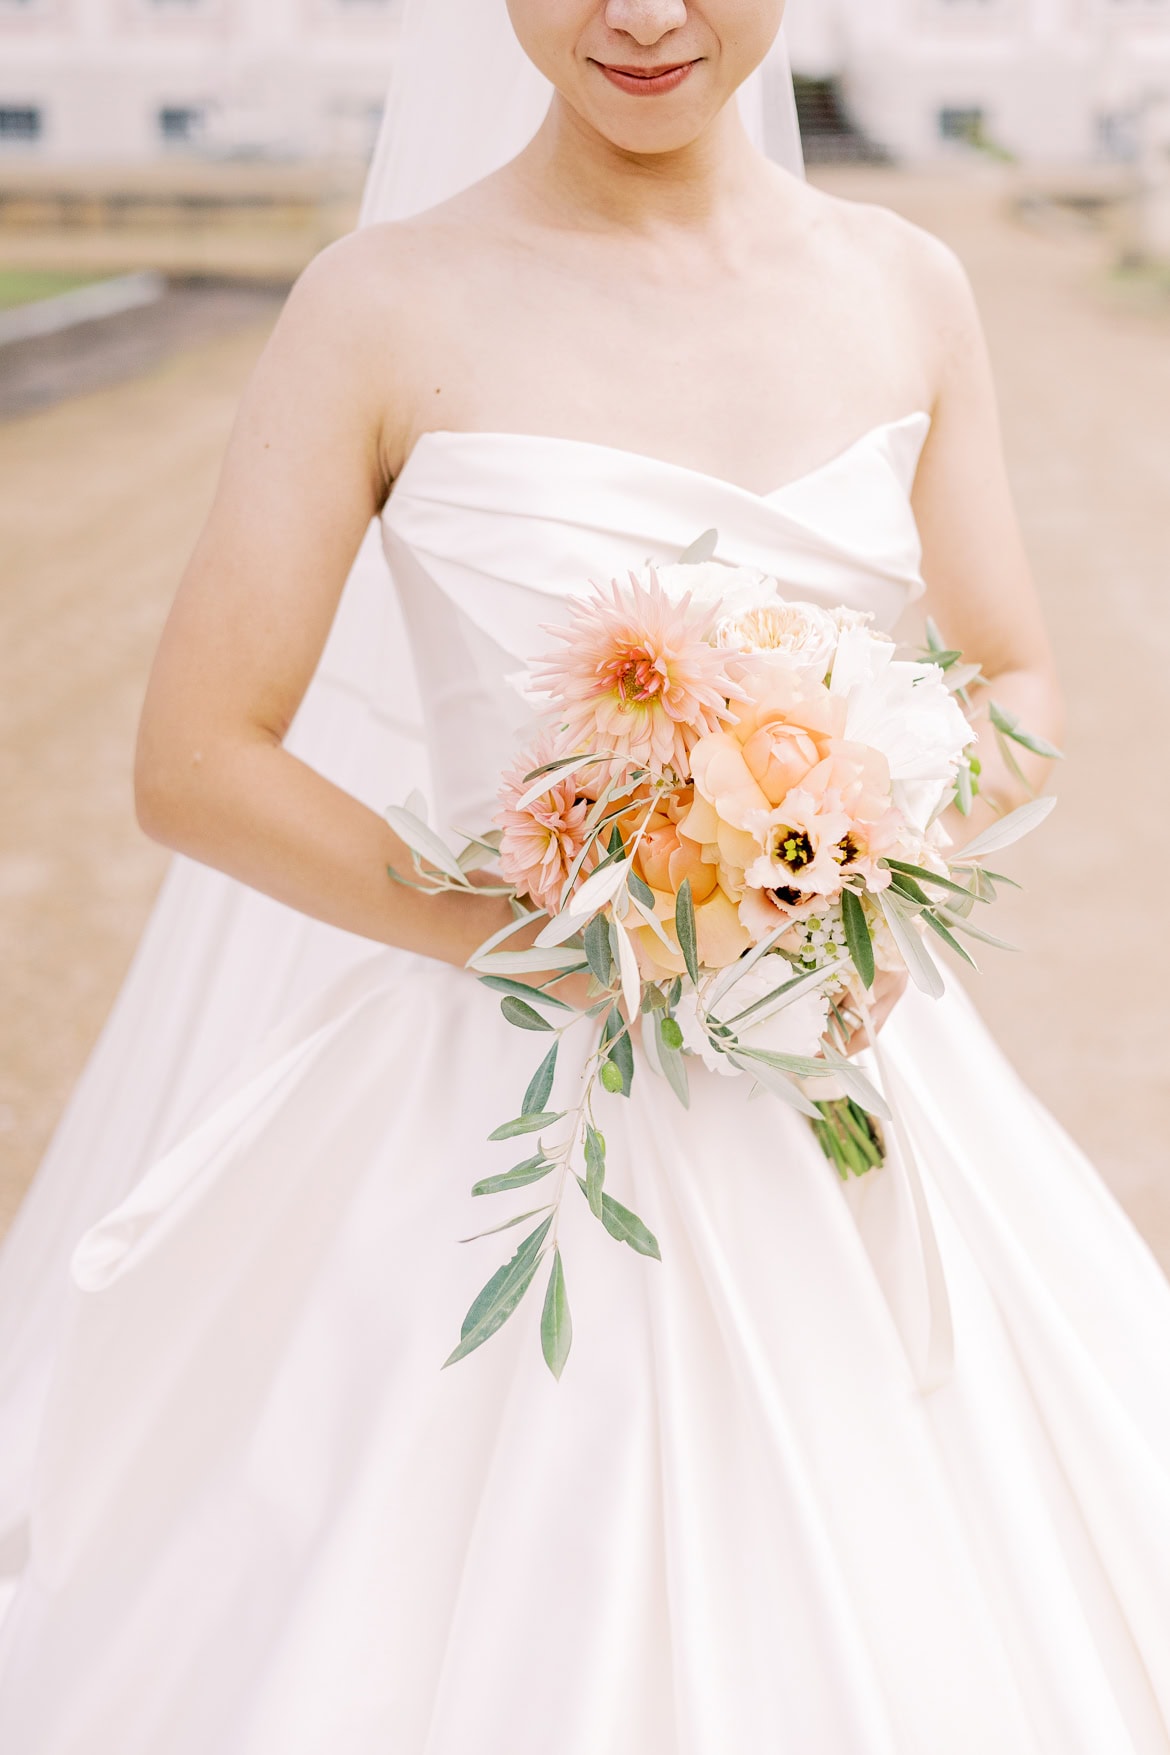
[0,0,803,1591]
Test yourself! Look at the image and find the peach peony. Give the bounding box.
[536,572,742,779]
[496,736,591,915]
[627,881,752,980]
[611,786,748,976]
[679,667,844,877]
[628,787,719,905]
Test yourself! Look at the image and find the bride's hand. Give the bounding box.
[837,969,908,1059]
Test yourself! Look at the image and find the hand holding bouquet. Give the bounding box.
[387,538,1058,1378]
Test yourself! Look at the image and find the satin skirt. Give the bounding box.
[1,944,1169,1755]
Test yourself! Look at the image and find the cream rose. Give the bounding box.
[716,599,839,681]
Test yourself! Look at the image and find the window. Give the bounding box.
[158,105,204,142]
[0,107,42,141]
[939,106,985,143]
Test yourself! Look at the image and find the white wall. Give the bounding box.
[4,0,1170,166]
[0,0,400,163]
[785,0,1170,164]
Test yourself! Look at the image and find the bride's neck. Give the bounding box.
[516,93,767,235]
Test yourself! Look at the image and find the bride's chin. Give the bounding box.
[564,87,730,158]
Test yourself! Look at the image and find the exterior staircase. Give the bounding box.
[794,78,891,165]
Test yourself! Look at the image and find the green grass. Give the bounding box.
[0,269,109,311]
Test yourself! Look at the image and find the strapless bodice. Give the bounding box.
[379,413,931,832]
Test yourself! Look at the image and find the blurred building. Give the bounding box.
[0,0,401,163]
[785,0,1170,164]
[1,0,1169,167]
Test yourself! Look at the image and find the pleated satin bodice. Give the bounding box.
[379,412,932,832]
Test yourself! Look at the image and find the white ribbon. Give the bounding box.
[840,1006,955,1395]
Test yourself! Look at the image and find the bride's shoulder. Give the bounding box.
[281,208,464,332]
[796,181,982,331]
[263,207,476,443]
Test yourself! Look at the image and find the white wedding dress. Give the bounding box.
[2,414,1170,1754]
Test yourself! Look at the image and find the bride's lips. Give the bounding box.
[595,60,700,97]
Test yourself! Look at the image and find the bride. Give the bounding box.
[3,2,1170,1749]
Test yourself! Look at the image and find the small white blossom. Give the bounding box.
[675,957,829,1079]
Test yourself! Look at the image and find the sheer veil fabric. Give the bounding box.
[0,6,802,1605]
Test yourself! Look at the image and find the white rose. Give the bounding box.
[828,624,974,830]
[714,598,839,680]
[831,605,889,638]
[645,560,778,622]
[674,958,829,1079]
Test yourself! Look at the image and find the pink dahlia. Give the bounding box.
[496,735,591,915]
[536,572,742,779]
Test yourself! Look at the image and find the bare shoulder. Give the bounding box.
[794,180,985,393]
[259,206,478,475]
[813,184,974,304]
[281,215,451,354]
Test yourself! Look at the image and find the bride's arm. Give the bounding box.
[134,236,510,968]
[909,236,1065,836]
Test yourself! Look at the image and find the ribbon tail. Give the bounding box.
[843,1037,955,1396]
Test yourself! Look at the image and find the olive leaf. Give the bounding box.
[919,908,978,969]
[584,1124,606,1219]
[677,527,719,564]
[472,1155,554,1197]
[384,806,465,881]
[674,879,700,986]
[479,975,573,1012]
[601,1005,635,1098]
[540,1247,573,1380]
[445,1217,552,1366]
[726,1052,821,1118]
[599,1194,661,1261]
[840,888,875,990]
[583,912,615,986]
[655,1017,691,1110]
[459,1205,553,1243]
[467,908,550,965]
[522,1041,559,1116]
[473,948,587,976]
[488,1110,564,1141]
[819,1046,891,1121]
[627,869,656,910]
[988,699,1063,761]
[514,754,606,813]
[877,893,945,998]
[501,995,556,1033]
[882,859,979,903]
[957,794,1056,860]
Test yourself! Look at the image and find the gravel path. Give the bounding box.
[2,167,1167,1259]
[0,277,285,419]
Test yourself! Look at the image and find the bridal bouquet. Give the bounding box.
[387,537,1058,1378]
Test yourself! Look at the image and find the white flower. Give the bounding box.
[828,624,974,830]
[644,561,778,623]
[831,605,887,637]
[674,958,829,1079]
[715,599,839,680]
